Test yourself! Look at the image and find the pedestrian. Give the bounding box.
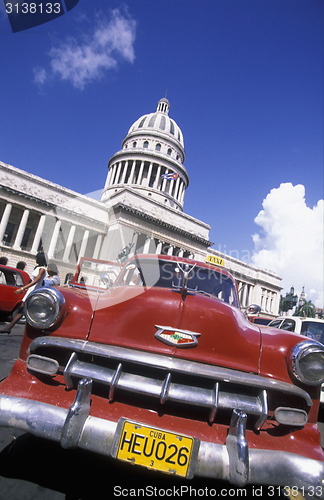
[0,252,48,334]
[43,262,60,287]
[0,256,8,265]
[16,261,27,271]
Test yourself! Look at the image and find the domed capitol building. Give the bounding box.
[0,98,281,316]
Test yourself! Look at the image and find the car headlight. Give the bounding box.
[289,340,324,386]
[24,287,65,329]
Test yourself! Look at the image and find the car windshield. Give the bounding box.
[117,258,239,307]
[301,321,324,345]
[72,259,121,290]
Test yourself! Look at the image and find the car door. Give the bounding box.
[0,269,18,312]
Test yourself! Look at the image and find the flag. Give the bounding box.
[161,172,179,180]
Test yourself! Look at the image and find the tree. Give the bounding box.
[293,300,316,318]
[279,287,298,313]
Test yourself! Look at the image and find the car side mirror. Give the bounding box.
[246,304,262,315]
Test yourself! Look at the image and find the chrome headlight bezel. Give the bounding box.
[24,287,65,329]
[289,340,324,386]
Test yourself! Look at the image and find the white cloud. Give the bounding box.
[34,9,136,89]
[251,183,324,307]
[33,67,48,86]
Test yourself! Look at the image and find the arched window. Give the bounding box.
[167,148,172,156]
[143,141,149,149]
[132,141,137,148]
[155,143,161,151]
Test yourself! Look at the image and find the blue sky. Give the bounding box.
[0,0,323,303]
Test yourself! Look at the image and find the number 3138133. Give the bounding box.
[5,3,62,14]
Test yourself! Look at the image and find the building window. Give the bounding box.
[167,148,172,156]
[143,141,149,149]
[132,141,137,148]
[155,143,161,151]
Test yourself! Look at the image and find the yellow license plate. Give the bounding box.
[114,420,197,478]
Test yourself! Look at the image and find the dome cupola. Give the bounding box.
[101,98,189,211]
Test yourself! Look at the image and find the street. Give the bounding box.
[0,324,323,500]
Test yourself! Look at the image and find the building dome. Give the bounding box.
[126,98,184,149]
[101,98,188,212]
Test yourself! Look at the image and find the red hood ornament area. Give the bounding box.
[155,325,201,348]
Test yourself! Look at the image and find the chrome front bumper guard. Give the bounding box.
[0,378,323,496]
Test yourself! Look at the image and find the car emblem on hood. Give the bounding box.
[155,325,201,348]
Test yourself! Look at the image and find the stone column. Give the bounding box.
[63,224,76,262]
[115,162,122,184]
[0,203,12,242]
[174,176,181,199]
[161,171,168,191]
[138,161,145,186]
[167,245,174,255]
[156,240,163,254]
[93,234,103,259]
[129,160,136,184]
[110,163,118,185]
[107,164,114,185]
[13,208,30,249]
[120,161,128,184]
[146,163,153,187]
[153,165,161,189]
[179,182,186,205]
[48,220,61,259]
[143,236,152,254]
[31,214,46,254]
[78,229,89,262]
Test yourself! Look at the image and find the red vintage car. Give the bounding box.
[0,264,30,321]
[0,254,323,494]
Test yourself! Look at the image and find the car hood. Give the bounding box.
[88,286,261,373]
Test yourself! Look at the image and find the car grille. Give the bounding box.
[27,337,312,430]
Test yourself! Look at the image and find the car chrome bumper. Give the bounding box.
[0,378,323,496]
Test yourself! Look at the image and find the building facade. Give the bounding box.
[0,98,281,316]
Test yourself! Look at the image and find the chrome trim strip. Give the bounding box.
[209,383,219,423]
[226,410,249,485]
[61,378,92,449]
[64,352,78,390]
[255,390,268,431]
[109,363,122,402]
[0,394,323,494]
[56,354,270,425]
[30,337,313,407]
[160,372,171,404]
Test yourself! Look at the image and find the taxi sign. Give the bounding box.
[205,255,225,267]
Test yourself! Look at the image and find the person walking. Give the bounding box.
[0,252,48,334]
[43,262,60,287]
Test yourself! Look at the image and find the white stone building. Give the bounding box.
[0,98,281,316]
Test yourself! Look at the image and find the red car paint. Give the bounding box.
[0,254,323,490]
[0,264,30,319]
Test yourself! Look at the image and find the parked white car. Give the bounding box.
[268,316,324,404]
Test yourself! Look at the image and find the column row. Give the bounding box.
[131,232,194,259]
[237,280,253,308]
[107,160,186,205]
[0,201,104,264]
